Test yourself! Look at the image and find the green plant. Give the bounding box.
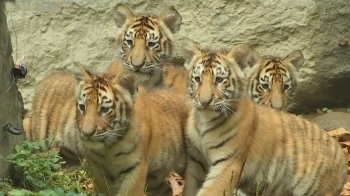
[4,188,90,196]
[0,139,95,195]
[0,177,12,193]
[3,139,63,190]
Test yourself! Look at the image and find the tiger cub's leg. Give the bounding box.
[146,174,172,196]
[196,155,246,196]
[117,160,148,196]
[90,158,148,196]
[148,182,172,196]
[183,143,208,196]
[260,183,288,196]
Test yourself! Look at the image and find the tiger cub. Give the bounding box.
[181,40,347,196]
[106,4,188,92]
[23,72,86,160]
[232,44,304,111]
[75,66,190,196]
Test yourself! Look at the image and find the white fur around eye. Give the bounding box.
[124,30,134,47]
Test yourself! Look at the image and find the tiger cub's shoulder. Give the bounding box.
[105,58,123,76]
[136,85,190,114]
[163,63,189,93]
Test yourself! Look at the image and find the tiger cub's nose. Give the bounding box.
[200,98,213,107]
[82,129,96,138]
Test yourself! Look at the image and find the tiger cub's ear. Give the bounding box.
[284,50,305,71]
[73,62,92,82]
[181,38,202,70]
[228,44,261,72]
[158,6,182,33]
[112,4,134,28]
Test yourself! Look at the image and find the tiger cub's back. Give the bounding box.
[163,64,189,93]
[135,86,190,173]
[240,102,347,196]
[23,72,85,158]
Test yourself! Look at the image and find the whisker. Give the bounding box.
[224,104,234,116]
[284,99,299,112]
[103,138,113,147]
[220,106,228,117]
[219,106,228,117]
[222,105,231,117]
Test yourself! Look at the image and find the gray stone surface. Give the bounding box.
[308,112,350,132]
[0,0,25,177]
[4,0,350,112]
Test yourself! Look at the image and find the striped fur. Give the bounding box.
[181,40,347,196]
[75,66,190,196]
[23,72,86,160]
[106,4,187,91]
[233,44,304,111]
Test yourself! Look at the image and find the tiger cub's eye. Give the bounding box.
[100,106,110,114]
[215,77,224,83]
[148,41,157,48]
[78,104,85,111]
[194,76,201,83]
[260,83,269,90]
[125,39,133,46]
[283,84,290,91]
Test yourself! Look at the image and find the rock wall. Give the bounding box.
[0,0,25,177]
[5,0,350,112]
